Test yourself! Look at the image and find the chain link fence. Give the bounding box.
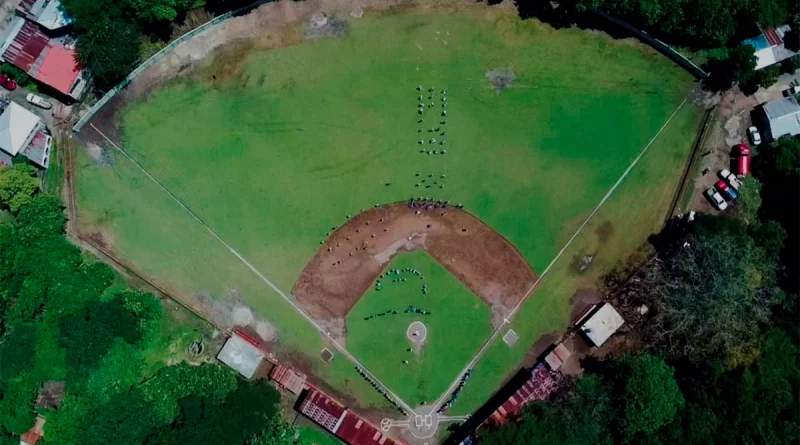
[72,12,234,132]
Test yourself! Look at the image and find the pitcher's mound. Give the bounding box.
[407,321,428,346]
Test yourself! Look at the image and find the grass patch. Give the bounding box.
[42,141,64,196]
[346,251,492,405]
[297,426,344,445]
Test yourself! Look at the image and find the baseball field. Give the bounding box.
[75,4,701,416]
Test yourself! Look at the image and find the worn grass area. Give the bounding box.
[346,251,492,405]
[42,141,64,196]
[449,103,703,414]
[76,5,697,409]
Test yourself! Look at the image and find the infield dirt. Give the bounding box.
[292,202,538,342]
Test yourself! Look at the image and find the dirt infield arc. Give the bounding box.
[292,202,538,341]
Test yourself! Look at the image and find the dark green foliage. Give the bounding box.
[705,44,758,91]
[146,379,281,445]
[0,324,36,381]
[0,373,37,434]
[75,18,142,90]
[59,297,145,376]
[620,354,684,437]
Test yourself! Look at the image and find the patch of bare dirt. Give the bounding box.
[292,203,538,335]
[486,69,515,93]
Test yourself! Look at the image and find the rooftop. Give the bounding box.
[298,387,347,433]
[20,416,46,445]
[269,364,306,394]
[0,18,48,71]
[0,101,40,156]
[35,43,82,95]
[18,0,72,30]
[579,303,625,347]
[337,411,398,445]
[485,366,559,426]
[216,334,265,379]
[764,96,800,120]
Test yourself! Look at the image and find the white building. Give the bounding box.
[216,333,265,379]
[762,96,800,140]
[0,101,52,169]
[579,303,625,347]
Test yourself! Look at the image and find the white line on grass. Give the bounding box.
[88,123,415,415]
[431,98,689,411]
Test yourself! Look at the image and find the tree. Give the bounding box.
[0,373,38,434]
[620,354,685,437]
[637,215,782,362]
[248,416,297,445]
[0,324,36,381]
[124,0,195,23]
[75,18,141,90]
[0,165,37,213]
[59,297,145,377]
[737,175,762,224]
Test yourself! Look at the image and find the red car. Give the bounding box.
[0,74,17,91]
[736,143,751,176]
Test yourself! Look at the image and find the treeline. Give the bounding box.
[478,137,800,444]
[61,0,257,91]
[0,186,292,444]
[515,0,800,92]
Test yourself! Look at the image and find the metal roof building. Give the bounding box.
[763,96,800,140]
[270,364,306,394]
[297,387,402,445]
[0,101,51,168]
[579,303,625,347]
[17,0,72,31]
[0,17,87,100]
[216,333,265,379]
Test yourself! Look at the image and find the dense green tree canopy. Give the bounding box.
[74,18,142,90]
[620,354,684,437]
[0,165,37,213]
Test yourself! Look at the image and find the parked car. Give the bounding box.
[718,169,742,190]
[26,93,52,109]
[0,74,17,91]
[783,85,800,96]
[705,187,728,210]
[735,143,751,176]
[747,126,761,145]
[715,180,738,201]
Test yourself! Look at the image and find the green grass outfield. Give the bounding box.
[346,251,492,405]
[76,5,698,410]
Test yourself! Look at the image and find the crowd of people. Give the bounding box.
[438,368,473,413]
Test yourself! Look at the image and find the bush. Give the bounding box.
[0,64,29,85]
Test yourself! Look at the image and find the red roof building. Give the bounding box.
[269,364,306,394]
[484,366,559,426]
[0,17,87,100]
[297,387,403,445]
[20,416,46,445]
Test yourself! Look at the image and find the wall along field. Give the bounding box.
[76,6,697,410]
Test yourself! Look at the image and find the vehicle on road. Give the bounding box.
[783,85,800,96]
[26,93,52,109]
[0,74,17,91]
[747,126,761,145]
[705,187,728,210]
[715,180,738,201]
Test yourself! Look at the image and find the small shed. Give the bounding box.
[269,364,306,394]
[35,381,65,409]
[579,303,625,347]
[544,343,572,371]
[216,333,265,379]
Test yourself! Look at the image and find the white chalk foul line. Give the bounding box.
[88,123,415,415]
[431,98,689,411]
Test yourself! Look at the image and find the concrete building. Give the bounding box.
[579,303,625,347]
[0,100,52,168]
[216,332,265,379]
[17,0,72,32]
[761,96,800,140]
